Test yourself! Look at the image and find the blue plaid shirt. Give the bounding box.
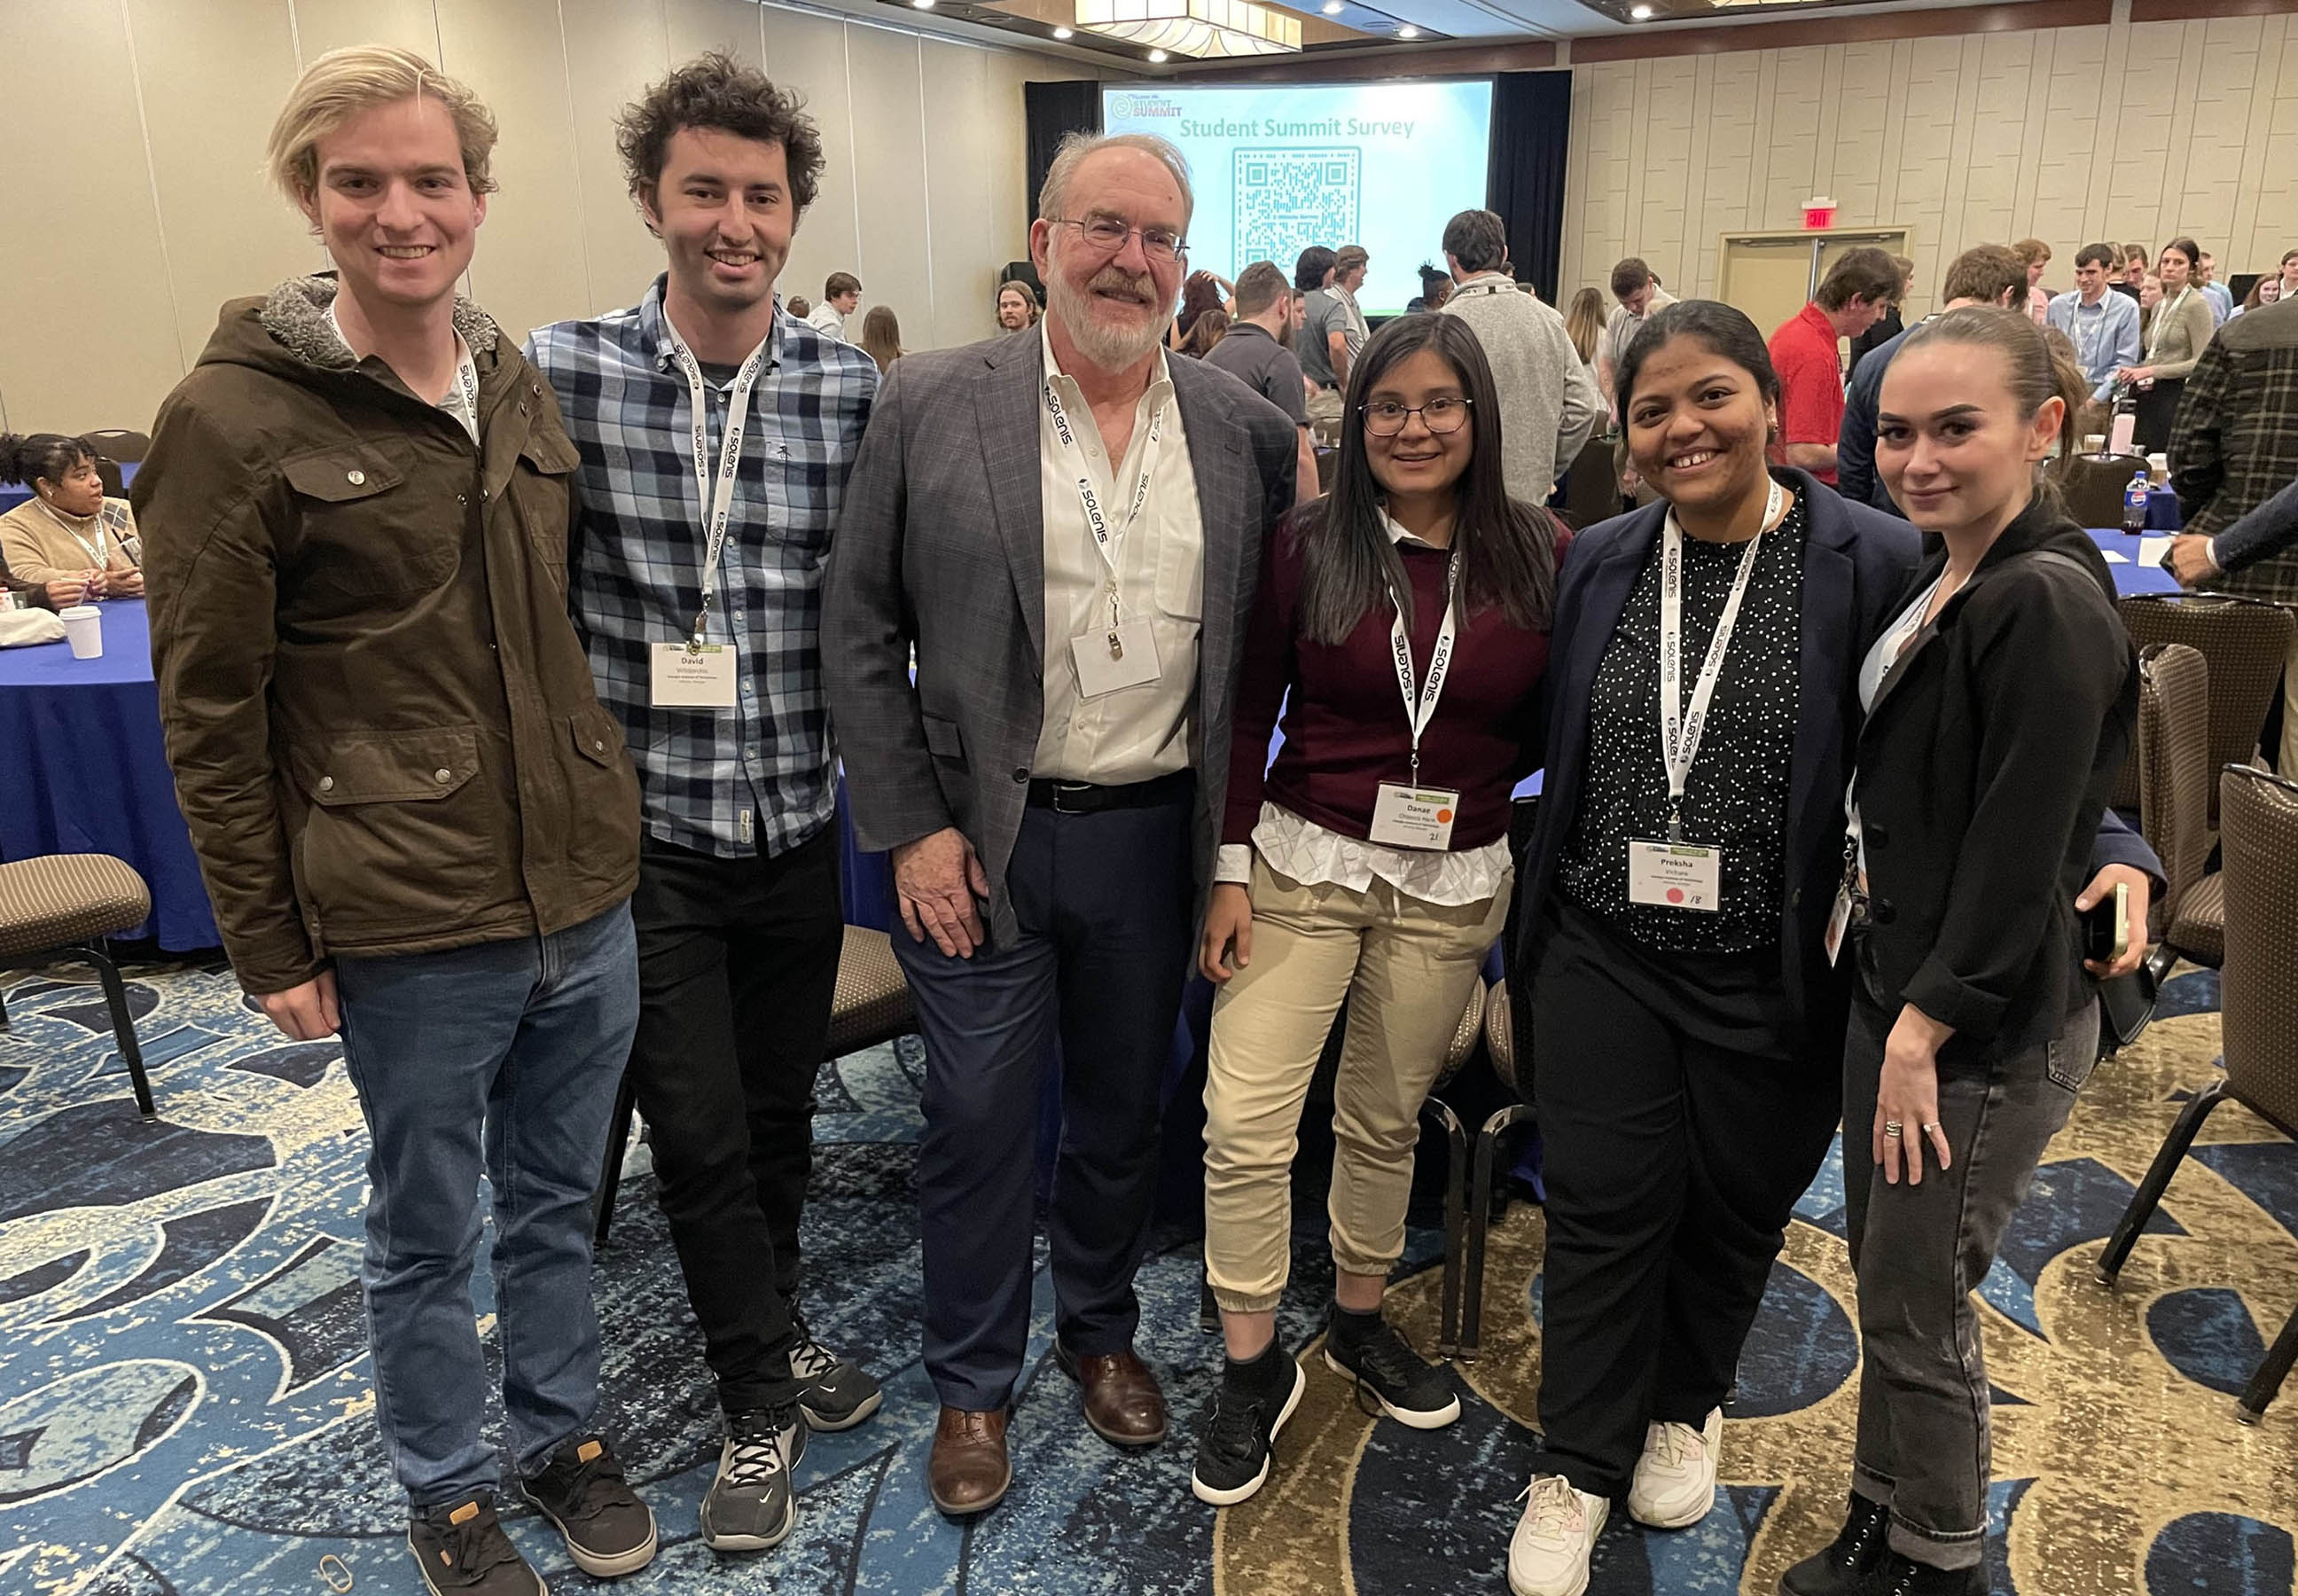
[528,278,878,858]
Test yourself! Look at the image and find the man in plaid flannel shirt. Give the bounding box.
[527,54,880,1557]
[2166,293,2298,773]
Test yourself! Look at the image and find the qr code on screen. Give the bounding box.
[1233,147,1361,267]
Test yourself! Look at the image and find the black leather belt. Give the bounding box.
[1026,771,1194,815]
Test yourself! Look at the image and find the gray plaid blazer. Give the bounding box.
[2175,296,2298,605]
[824,325,1299,943]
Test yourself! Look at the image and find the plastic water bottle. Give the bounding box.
[2122,472,2150,533]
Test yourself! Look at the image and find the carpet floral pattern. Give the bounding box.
[0,959,2290,1595]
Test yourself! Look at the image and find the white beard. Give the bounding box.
[1047,269,1167,372]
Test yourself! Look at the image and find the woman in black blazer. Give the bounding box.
[1783,308,2138,1596]
[1502,302,2157,1596]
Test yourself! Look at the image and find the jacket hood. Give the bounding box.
[195,272,501,381]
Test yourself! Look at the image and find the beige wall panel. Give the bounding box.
[1692,52,1762,296]
[125,0,322,366]
[921,40,999,349]
[1575,63,1637,296]
[1635,59,1697,294]
[845,27,934,344]
[2103,22,2181,246]
[434,0,594,342]
[2174,16,2265,254]
[1760,47,1826,226]
[983,51,1037,273]
[0,0,184,433]
[1827,43,1895,233]
[1959,32,2035,252]
[762,8,861,317]
[667,0,767,69]
[560,0,674,317]
[285,0,442,60]
[2035,26,2108,271]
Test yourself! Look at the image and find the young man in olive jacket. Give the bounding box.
[136,48,655,1596]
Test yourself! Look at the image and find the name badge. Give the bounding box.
[651,642,738,708]
[1824,880,1856,966]
[1071,620,1161,698]
[1627,840,1721,911]
[1369,783,1459,850]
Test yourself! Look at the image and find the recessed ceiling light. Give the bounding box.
[1148,47,1169,59]
[1321,1,1343,11]
[1052,22,1072,34]
[1397,23,1419,35]
[1630,3,1653,15]
[911,0,934,8]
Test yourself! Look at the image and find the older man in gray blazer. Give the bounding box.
[824,131,1297,1517]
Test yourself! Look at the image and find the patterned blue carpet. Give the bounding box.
[1,957,2293,1596]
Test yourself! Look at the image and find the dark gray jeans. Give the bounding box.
[1841,958,2099,1569]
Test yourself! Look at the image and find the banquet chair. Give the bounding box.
[2116,595,2296,830]
[2128,644,2221,971]
[2064,452,2153,528]
[0,853,157,1117]
[2097,767,2298,1422]
[591,923,918,1244]
[1559,434,1621,529]
[78,429,151,464]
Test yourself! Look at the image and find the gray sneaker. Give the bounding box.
[791,1319,884,1432]
[700,1403,807,1553]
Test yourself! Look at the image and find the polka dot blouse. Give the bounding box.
[1557,486,1807,953]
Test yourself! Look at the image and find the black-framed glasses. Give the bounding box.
[1047,215,1187,264]
[1360,396,1473,436]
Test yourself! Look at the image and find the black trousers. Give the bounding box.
[1526,909,1841,1498]
[893,794,1194,1412]
[626,827,844,1415]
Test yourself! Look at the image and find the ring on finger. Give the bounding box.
[1922,1123,1942,1135]
[1882,1121,1904,1138]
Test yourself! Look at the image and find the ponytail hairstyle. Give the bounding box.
[1895,306,2085,504]
[0,434,94,492]
[1293,312,1559,645]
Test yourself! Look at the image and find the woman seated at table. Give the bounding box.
[1192,313,1562,1507]
[2114,238,2216,451]
[0,433,143,606]
[1785,304,2137,1596]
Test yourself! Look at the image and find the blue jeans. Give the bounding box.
[333,903,639,1506]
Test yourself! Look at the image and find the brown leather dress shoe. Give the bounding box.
[929,1406,1011,1516]
[1054,1342,1168,1446]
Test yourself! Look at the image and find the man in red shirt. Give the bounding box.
[1766,246,1899,486]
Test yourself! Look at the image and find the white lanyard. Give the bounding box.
[2146,286,2191,362]
[2072,300,2106,377]
[1387,552,1462,784]
[662,312,775,648]
[1043,376,1166,634]
[40,500,108,568]
[1658,478,1784,841]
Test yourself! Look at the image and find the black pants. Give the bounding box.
[893,794,1194,1412]
[2133,377,2185,453]
[1526,909,1841,1498]
[626,827,844,1415]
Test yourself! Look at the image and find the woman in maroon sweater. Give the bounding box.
[1189,313,1565,1506]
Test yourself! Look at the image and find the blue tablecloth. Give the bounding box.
[0,460,138,517]
[2147,486,2182,532]
[2087,529,2185,595]
[0,598,218,950]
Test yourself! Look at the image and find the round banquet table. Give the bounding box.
[0,598,219,950]
[2086,528,2185,595]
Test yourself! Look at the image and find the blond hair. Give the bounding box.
[266,45,499,207]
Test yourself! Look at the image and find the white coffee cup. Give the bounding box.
[2082,434,2106,455]
[59,604,103,659]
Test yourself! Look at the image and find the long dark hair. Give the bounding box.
[1293,313,1559,645]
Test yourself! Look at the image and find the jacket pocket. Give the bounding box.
[284,442,459,596]
[516,428,582,572]
[922,712,966,767]
[560,703,641,894]
[288,726,494,935]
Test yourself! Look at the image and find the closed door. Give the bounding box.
[1718,236,1821,343]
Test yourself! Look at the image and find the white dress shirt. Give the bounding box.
[1031,326,1205,784]
[1214,516,1513,907]
[806,301,846,340]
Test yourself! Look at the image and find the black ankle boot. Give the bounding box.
[1858,1552,1988,1596]
[1779,1492,1889,1596]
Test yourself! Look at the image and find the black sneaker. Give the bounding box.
[702,1403,808,1553]
[1190,1348,1307,1506]
[790,1316,884,1432]
[1856,1551,1987,1596]
[521,1435,658,1578]
[1781,1492,1889,1596]
[1323,1315,1461,1429]
[406,1494,543,1596]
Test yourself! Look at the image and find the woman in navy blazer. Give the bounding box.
[1501,301,2158,1596]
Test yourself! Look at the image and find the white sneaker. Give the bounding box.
[1507,1473,1608,1596]
[1626,1406,1722,1529]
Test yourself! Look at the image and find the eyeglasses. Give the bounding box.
[1360,396,1473,436]
[1047,215,1187,265]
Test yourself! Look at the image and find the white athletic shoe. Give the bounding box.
[1507,1473,1608,1596]
[1626,1406,1722,1529]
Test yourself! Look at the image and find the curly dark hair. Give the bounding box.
[615,52,824,215]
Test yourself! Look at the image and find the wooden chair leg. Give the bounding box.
[591,1073,637,1247]
[1461,1104,1535,1360]
[2238,1296,2298,1426]
[84,943,154,1120]
[2097,1077,2227,1285]
[1421,1099,1470,1359]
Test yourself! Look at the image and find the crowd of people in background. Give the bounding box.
[12,35,2298,1596]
